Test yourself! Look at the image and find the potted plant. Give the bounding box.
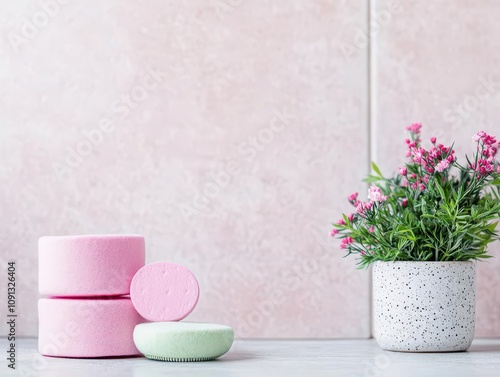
[329,123,500,352]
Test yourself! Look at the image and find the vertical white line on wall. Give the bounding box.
[367,0,376,340]
[369,0,377,167]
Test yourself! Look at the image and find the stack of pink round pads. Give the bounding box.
[38,235,199,358]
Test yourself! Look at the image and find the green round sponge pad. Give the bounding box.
[133,322,234,362]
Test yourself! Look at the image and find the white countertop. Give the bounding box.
[3,338,500,376]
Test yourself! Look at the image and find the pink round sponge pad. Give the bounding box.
[38,298,145,357]
[130,262,199,322]
[39,235,145,297]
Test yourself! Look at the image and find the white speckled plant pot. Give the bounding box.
[373,261,476,352]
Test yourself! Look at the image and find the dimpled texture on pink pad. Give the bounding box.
[130,262,200,322]
[39,235,145,297]
[38,298,145,357]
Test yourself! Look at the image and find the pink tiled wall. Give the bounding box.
[1,0,499,338]
[0,1,369,338]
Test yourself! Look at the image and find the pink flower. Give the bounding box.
[474,130,497,146]
[473,131,486,142]
[480,160,494,174]
[356,201,373,215]
[337,218,346,225]
[340,236,354,250]
[484,134,497,146]
[481,146,498,163]
[497,165,500,173]
[412,147,424,160]
[406,122,422,134]
[420,183,426,191]
[474,157,495,176]
[368,225,375,233]
[398,167,408,176]
[401,198,408,207]
[428,147,440,159]
[348,213,355,222]
[367,185,388,202]
[430,137,437,144]
[435,159,450,172]
[348,192,359,202]
[405,139,411,145]
[329,229,338,237]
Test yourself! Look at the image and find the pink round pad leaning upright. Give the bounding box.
[130,262,200,322]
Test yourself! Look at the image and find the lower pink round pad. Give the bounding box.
[39,234,145,297]
[130,262,200,322]
[38,298,145,358]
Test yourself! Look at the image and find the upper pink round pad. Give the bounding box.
[39,235,145,297]
[130,262,199,322]
[38,297,145,357]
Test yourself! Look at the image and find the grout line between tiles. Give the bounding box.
[367,0,375,339]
